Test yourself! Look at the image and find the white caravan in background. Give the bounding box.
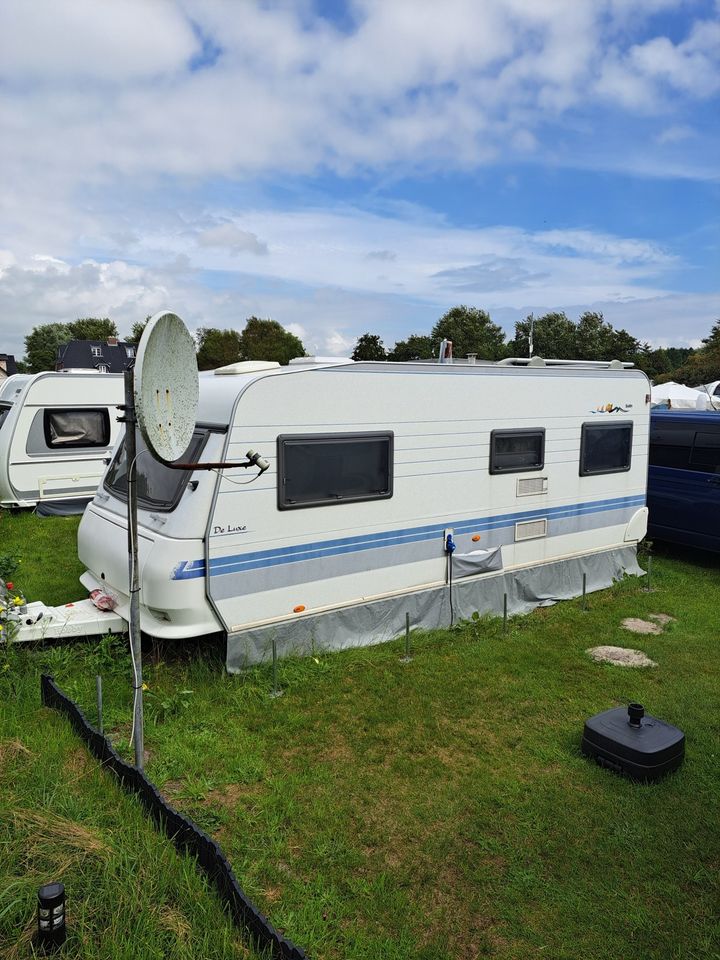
[78,357,651,668]
[0,371,124,509]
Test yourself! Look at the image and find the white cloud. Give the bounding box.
[1,0,718,197]
[0,0,198,81]
[656,124,696,144]
[0,201,712,359]
[196,224,269,256]
[0,1,717,362]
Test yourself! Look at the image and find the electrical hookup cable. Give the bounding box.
[445,532,456,627]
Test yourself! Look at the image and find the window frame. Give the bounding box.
[489,428,545,475]
[43,407,111,449]
[91,346,103,358]
[277,431,394,510]
[104,427,210,513]
[579,420,633,477]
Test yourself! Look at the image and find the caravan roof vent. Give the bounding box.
[214,361,281,376]
[288,356,354,366]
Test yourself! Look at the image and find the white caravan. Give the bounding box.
[0,371,124,509]
[78,358,650,668]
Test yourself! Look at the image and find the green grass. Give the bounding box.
[1,510,719,959]
[0,509,85,606]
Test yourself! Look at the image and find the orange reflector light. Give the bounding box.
[472,535,481,542]
[293,605,306,613]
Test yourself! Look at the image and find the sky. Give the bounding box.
[0,0,718,360]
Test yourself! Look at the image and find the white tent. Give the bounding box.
[651,381,709,410]
[701,380,720,398]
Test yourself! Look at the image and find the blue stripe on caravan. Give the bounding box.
[171,494,645,581]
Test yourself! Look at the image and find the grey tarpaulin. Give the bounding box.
[226,545,643,671]
[453,546,503,578]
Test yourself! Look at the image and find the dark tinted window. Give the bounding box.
[105,429,207,512]
[490,429,545,474]
[689,430,720,474]
[649,421,694,470]
[44,408,110,448]
[580,421,633,476]
[0,403,10,432]
[278,432,393,509]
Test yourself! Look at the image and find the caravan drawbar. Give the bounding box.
[78,358,650,669]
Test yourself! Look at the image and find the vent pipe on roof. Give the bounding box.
[438,339,453,364]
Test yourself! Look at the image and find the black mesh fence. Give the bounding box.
[40,674,308,960]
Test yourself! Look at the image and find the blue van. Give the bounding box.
[648,410,720,551]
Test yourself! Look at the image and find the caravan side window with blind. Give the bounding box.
[278,432,393,509]
[580,421,633,476]
[489,429,545,474]
[43,409,110,448]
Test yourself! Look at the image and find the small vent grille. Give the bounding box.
[516,477,548,497]
[515,518,548,541]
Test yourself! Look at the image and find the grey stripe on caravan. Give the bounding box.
[11,484,97,499]
[209,504,637,601]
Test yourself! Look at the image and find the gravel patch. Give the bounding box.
[586,645,658,668]
[621,617,664,635]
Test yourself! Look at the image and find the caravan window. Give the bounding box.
[0,403,10,432]
[489,429,545,474]
[278,432,393,509]
[44,409,110,448]
[105,429,208,512]
[580,421,633,476]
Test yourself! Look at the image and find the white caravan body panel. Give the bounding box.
[78,361,650,646]
[0,372,124,508]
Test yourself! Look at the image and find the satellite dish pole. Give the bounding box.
[122,310,200,771]
[124,311,270,770]
[119,360,144,769]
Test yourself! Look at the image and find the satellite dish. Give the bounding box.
[134,311,199,463]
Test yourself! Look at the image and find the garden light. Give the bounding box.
[37,882,66,951]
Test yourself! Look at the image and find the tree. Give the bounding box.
[387,334,434,362]
[240,317,305,365]
[431,306,506,360]
[196,327,242,371]
[351,333,387,361]
[23,323,73,373]
[674,320,720,385]
[508,312,576,359]
[67,317,118,341]
[126,317,151,345]
[23,317,123,372]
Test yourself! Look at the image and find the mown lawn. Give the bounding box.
[1,509,719,959]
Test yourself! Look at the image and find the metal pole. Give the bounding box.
[582,572,588,611]
[400,611,413,663]
[503,593,508,634]
[123,367,144,769]
[96,675,103,735]
[269,636,283,698]
[646,555,652,592]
